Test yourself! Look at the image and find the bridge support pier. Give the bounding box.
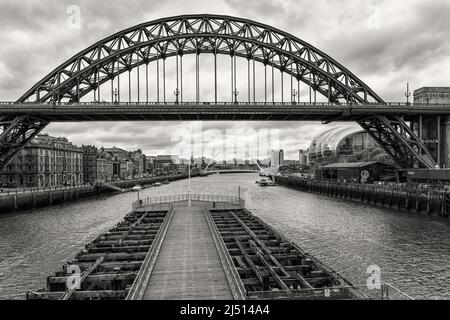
[358,114,439,169]
[410,114,450,168]
[441,116,450,168]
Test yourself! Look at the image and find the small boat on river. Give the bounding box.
[256,177,276,187]
[131,185,142,192]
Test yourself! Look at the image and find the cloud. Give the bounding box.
[1,0,449,159]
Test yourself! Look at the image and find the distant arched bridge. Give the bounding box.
[0,14,445,169]
[202,169,260,175]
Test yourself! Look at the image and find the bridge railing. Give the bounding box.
[132,193,244,209]
[0,183,94,197]
[4,101,450,107]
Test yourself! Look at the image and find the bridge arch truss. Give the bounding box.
[0,14,437,169]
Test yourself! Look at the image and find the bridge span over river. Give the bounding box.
[2,14,450,170]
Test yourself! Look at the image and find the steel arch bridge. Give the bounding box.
[0,14,439,169]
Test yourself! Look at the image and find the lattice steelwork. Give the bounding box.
[358,116,436,168]
[0,14,437,169]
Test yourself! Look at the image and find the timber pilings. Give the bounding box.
[275,176,449,218]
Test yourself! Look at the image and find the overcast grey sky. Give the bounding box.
[0,0,449,159]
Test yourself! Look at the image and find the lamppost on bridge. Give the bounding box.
[188,156,192,207]
[405,82,411,105]
[51,88,57,106]
[292,89,298,105]
[174,88,180,105]
[114,88,119,104]
[233,89,239,105]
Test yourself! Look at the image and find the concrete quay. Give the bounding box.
[0,174,191,214]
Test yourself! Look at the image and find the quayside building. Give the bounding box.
[308,125,392,169]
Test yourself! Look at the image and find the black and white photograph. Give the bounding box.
[0,0,449,313]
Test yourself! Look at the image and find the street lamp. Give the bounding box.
[233,89,239,105]
[292,89,298,105]
[188,158,191,207]
[51,88,57,105]
[174,88,180,104]
[405,82,411,105]
[114,88,119,104]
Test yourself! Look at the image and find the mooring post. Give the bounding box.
[405,191,409,212]
[416,192,420,212]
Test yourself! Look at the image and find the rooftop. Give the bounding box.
[309,125,363,154]
[322,161,385,169]
[103,147,127,153]
[413,87,450,95]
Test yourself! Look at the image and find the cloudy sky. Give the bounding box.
[0,0,449,159]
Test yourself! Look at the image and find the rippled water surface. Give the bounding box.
[0,173,449,299]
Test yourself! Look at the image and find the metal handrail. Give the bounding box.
[202,203,246,300]
[279,175,450,194]
[136,193,243,207]
[382,282,415,300]
[3,101,450,107]
[125,204,175,300]
[0,184,94,197]
[246,282,414,300]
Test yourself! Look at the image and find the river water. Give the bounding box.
[0,173,449,299]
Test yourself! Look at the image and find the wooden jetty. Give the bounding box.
[27,194,361,300]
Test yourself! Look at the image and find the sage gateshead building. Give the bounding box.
[308,125,392,168]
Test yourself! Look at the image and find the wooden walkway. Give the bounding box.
[142,203,233,300]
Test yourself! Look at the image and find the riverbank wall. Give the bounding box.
[0,174,192,214]
[275,176,450,218]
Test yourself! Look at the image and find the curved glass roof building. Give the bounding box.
[308,125,391,166]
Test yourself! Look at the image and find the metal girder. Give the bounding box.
[358,115,436,169]
[18,14,383,105]
[0,14,439,170]
[0,116,48,169]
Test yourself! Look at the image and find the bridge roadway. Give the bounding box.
[2,102,450,122]
[130,201,239,300]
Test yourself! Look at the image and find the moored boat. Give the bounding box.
[257,177,276,186]
[131,185,142,192]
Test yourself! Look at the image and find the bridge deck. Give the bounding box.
[2,102,449,122]
[141,203,233,300]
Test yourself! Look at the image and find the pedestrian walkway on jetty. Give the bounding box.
[142,203,233,299]
[127,194,244,300]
